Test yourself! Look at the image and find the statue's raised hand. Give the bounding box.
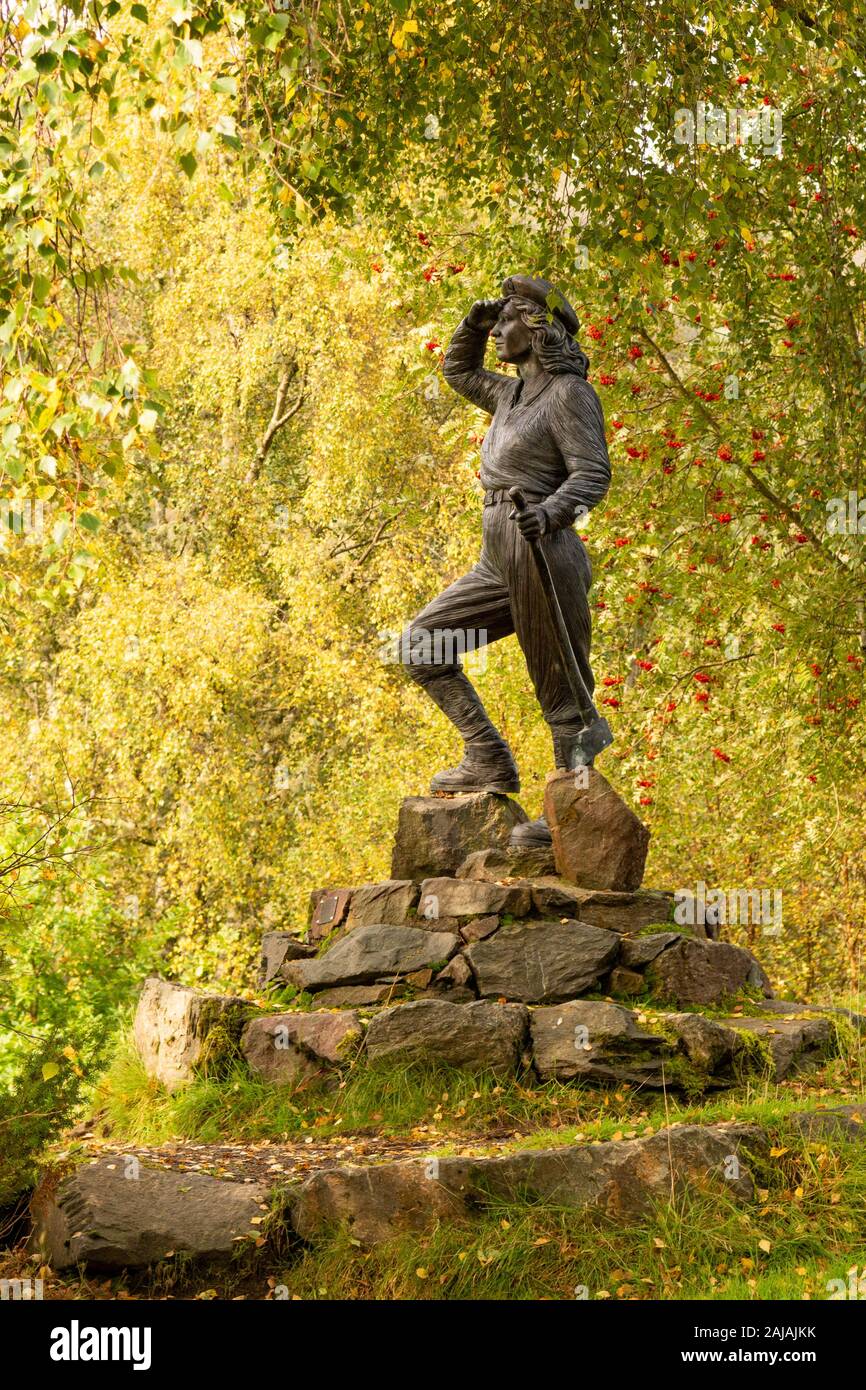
[466,297,506,333]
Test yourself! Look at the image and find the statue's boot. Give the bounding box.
[421,670,519,794]
[509,727,592,848]
[509,814,553,849]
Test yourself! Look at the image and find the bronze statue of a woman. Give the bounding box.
[403,274,611,848]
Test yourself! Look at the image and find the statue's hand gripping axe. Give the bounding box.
[508,487,614,768]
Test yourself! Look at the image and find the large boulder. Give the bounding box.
[418,876,532,922]
[133,978,249,1091]
[645,938,773,1007]
[29,1157,269,1270]
[285,924,460,992]
[544,768,650,891]
[345,880,419,930]
[242,1011,362,1085]
[365,999,528,1071]
[289,1123,759,1245]
[391,793,527,881]
[530,1000,667,1083]
[466,920,620,1003]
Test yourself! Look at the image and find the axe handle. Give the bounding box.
[509,487,599,726]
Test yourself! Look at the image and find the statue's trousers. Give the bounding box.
[403,490,595,734]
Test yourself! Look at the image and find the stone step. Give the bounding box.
[288,1120,763,1244]
[280,910,769,1009]
[133,980,841,1094]
[28,1123,760,1265]
[750,998,866,1028]
[722,1015,835,1077]
[365,999,529,1071]
[242,1010,363,1085]
[303,873,683,947]
[300,791,724,968]
[34,1106,866,1268]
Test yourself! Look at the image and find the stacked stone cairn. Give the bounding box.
[31,770,863,1270]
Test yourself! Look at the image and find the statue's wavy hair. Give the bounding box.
[509,295,590,379]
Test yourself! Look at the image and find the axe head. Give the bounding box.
[558,717,614,770]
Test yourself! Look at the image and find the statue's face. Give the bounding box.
[491,299,533,363]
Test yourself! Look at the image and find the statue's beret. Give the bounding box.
[501,274,579,337]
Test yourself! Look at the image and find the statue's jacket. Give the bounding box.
[443,315,612,533]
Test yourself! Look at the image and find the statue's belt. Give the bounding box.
[483,487,545,507]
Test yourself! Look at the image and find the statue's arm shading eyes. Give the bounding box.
[441,313,513,415]
[541,379,612,533]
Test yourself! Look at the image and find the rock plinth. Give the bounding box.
[391,793,527,880]
[545,768,650,891]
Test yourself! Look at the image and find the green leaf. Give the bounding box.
[178,152,197,179]
[77,512,101,534]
